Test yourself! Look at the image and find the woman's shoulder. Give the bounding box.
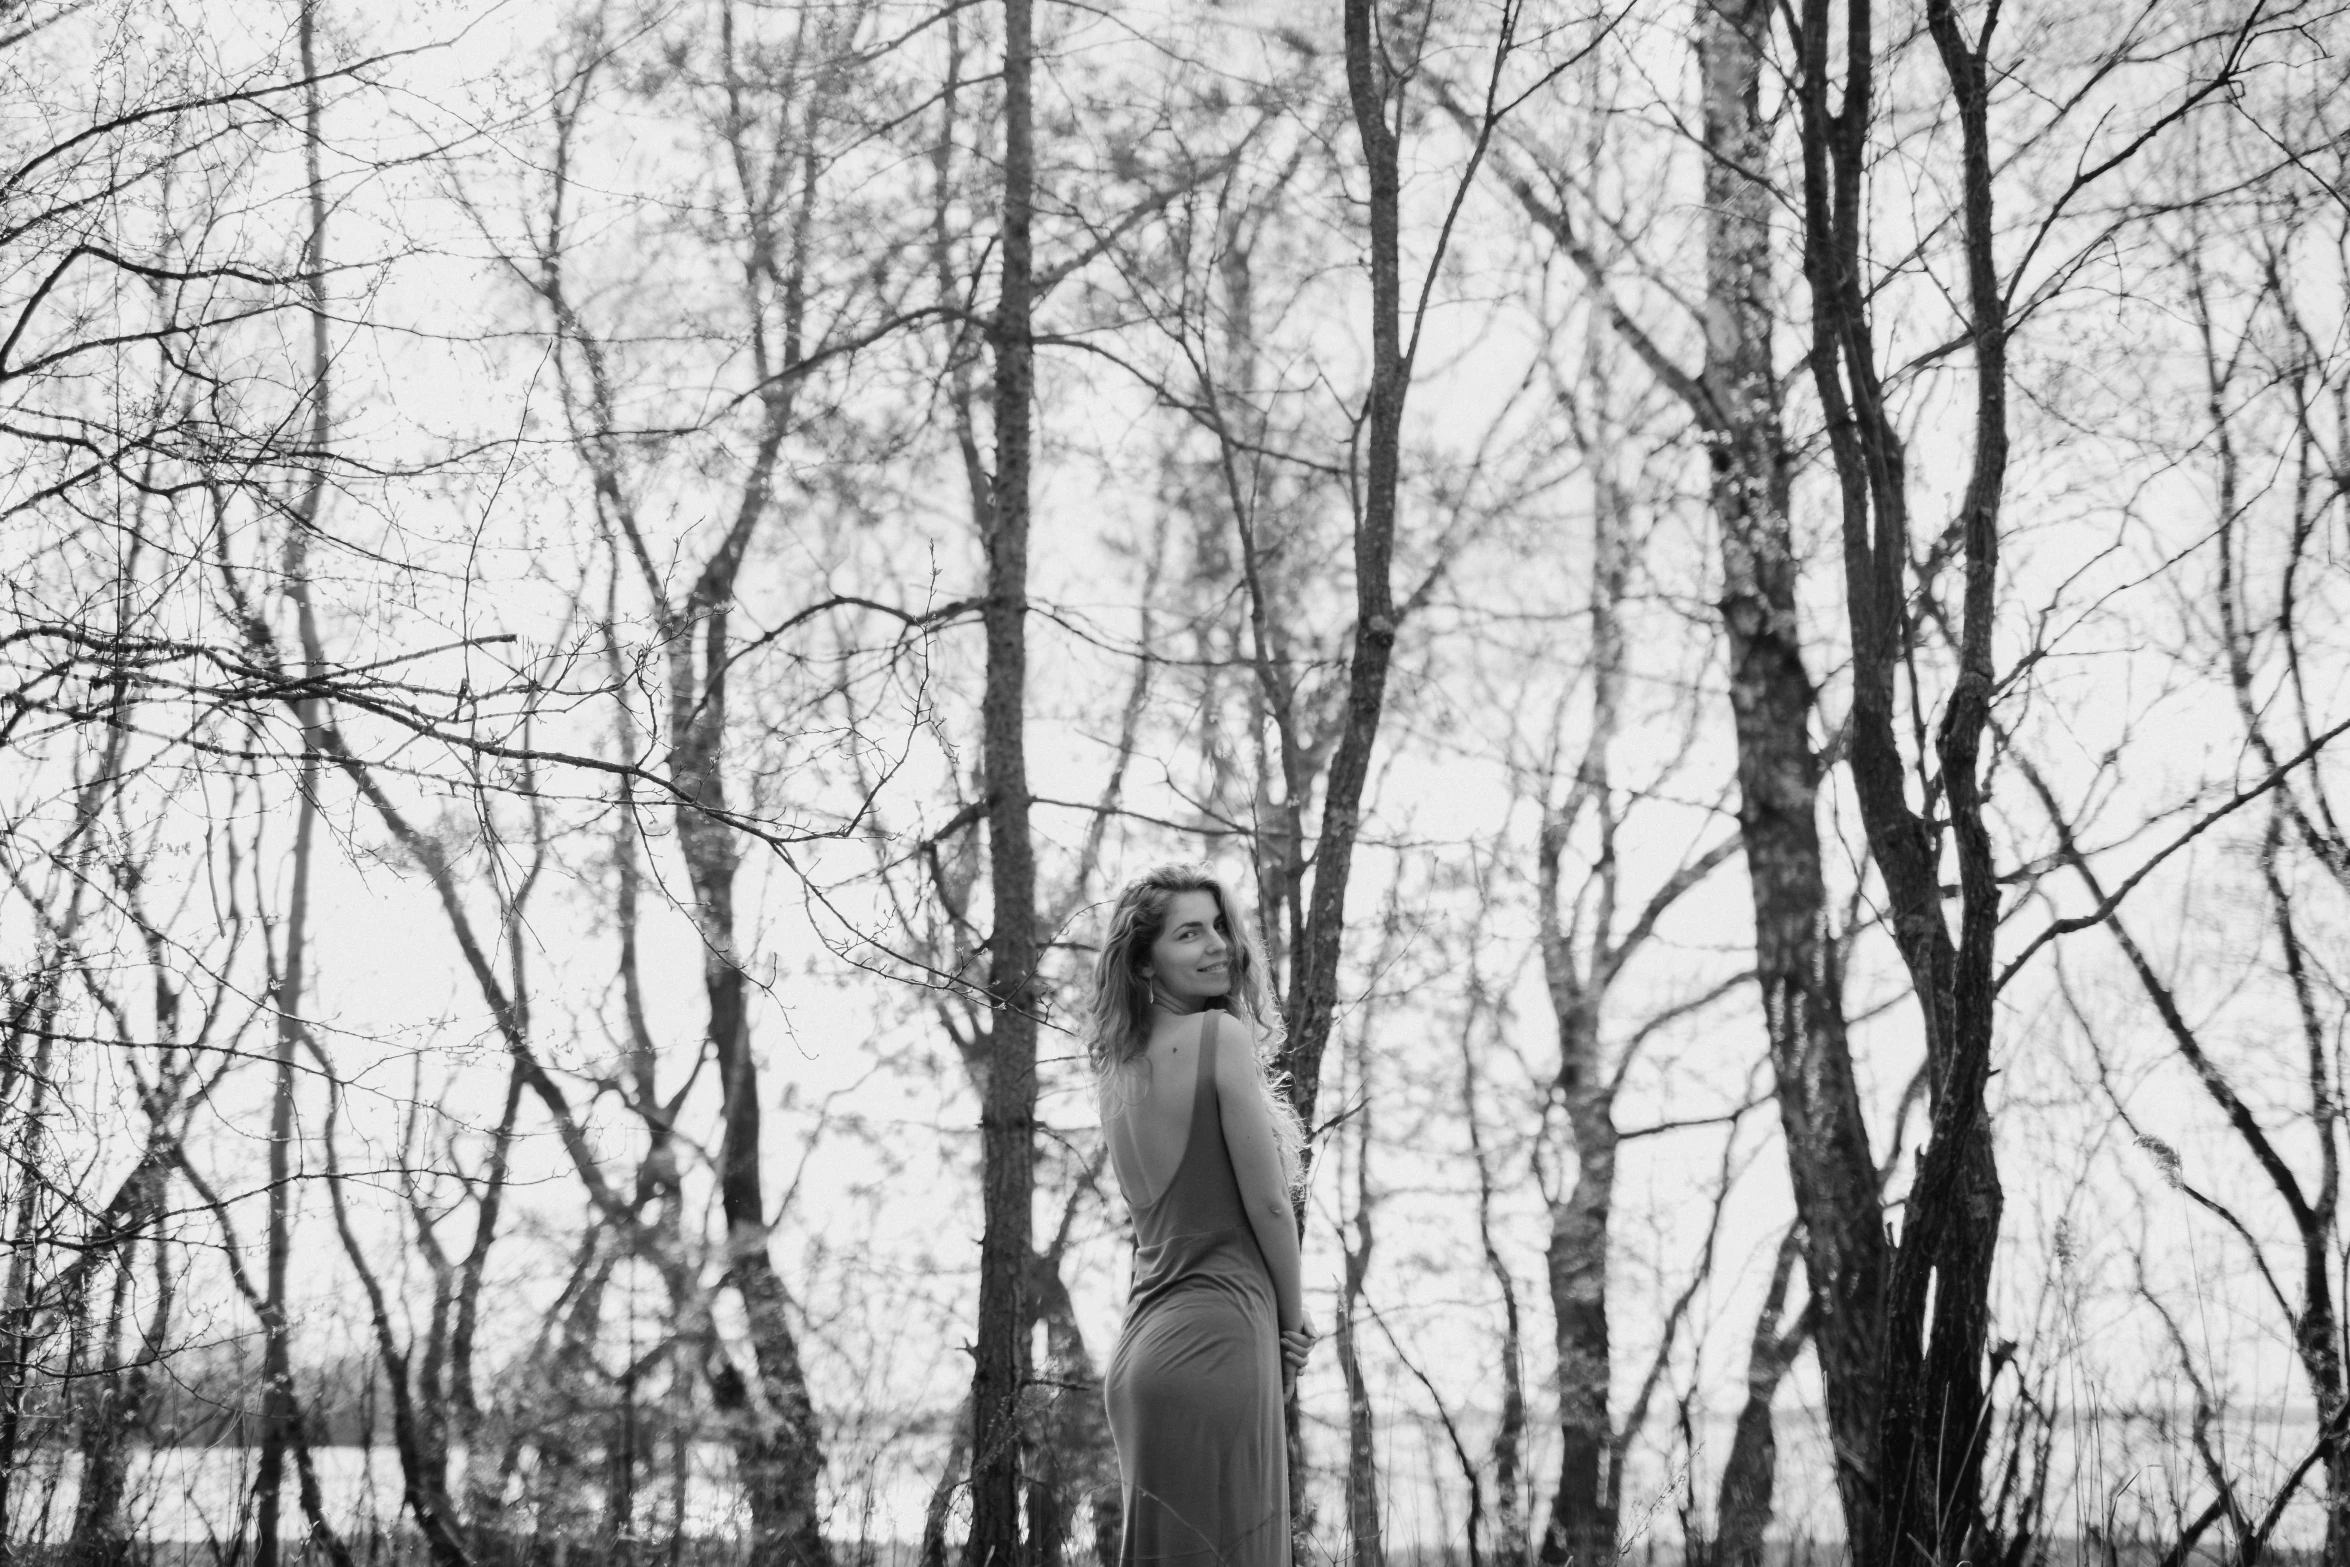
[1206,1008,1277,1075]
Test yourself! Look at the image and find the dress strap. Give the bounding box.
[1196,1010,1221,1119]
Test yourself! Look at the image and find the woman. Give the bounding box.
[1089,864,1314,1567]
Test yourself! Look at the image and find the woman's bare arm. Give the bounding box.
[1215,1021,1305,1332]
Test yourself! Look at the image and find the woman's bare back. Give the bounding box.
[1100,1012,1211,1212]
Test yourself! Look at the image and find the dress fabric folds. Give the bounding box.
[1104,1013,1289,1567]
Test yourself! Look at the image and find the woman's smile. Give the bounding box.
[1147,890,1240,1003]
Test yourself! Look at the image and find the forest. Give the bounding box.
[3,0,2348,1561]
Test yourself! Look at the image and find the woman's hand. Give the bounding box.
[1280,1322,1316,1391]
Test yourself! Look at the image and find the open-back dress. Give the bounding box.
[1103,1012,1289,1567]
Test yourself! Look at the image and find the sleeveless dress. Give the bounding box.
[1103,1013,1289,1567]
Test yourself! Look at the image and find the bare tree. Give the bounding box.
[1455,913,1531,1567]
[1529,323,1741,1563]
[1709,1227,1810,1567]
[2019,134,2350,1549]
[0,6,436,1560]
[1474,7,1895,1537]
[256,9,337,1560]
[963,0,1042,1560]
[496,7,957,1558]
[1238,0,1557,1144]
[1786,0,2296,1546]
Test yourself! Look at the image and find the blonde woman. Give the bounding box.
[1089,864,1314,1567]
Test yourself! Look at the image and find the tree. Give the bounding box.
[457,3,944,1558]
[962,0,1040,1560]
[1529,312,1742,1563]
[1784,0,2296,1546]
[2022,112,2350,1550]
[1479,2,1892,1538]
[0,4,423,1557]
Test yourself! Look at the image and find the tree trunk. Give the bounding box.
[656,260,833,1567]
[0,1038,51,1542]
[1890,12,2009,1557]
[524,18,842,1558]
[1699,0,1891,1542]
[923,1395,974,1567]
[1534,349,1634,1567]
[1713,1230,1807,1567]
[1282,0,1408,1132]
[2202,259,2350,1564]
[2264,844,2350,1565]
[2,544,141,1559]
[318,1068,476,1567]
[1462,995,1528,1567]
[1493,14,1890,1546]
[1537,1000,1615,1567]
[65,1187,175,1567]
[535,1254,614,1550]
[1338,1052,1383,1567]
[61,575,175,1567]
[1262,16,1414,1532]
[1786,0,2010,1545]
[65,1226,140,1567]
[261,9,334,1554]
[1710,270,1886,1567]
[451,1064,525,1540]
[671,726,830,1567]
[965,0,1039,1562]
[1334,1308,1382,1567]
[257,751,305,1567]
[1028,1261,1121,1567]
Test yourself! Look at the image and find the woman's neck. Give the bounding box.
[1152,996,1215,1019]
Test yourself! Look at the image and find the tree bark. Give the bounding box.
[1537,997,1615,1567]
[923,1395,975,1567]
[1713,1229,1808,1567]
[1338,1044,1384,1567]
[65,1208,142,1567]
[1491,11,1891,1542]
[256,712,306,1567]
[2200,258,2350,1553]
[1028,1259,1120,1567]
[2035,774,2350,1564]
[11,411,156,1567]
[451,1065,526,1535]
[172,1162,354,1567]
[642,20,838,1564]
[672,624,830,1567]
[1461,987,1528,1567]
[964,0,1039,1562]
[1698,0,1893,1542]
[1786,0,2009,1545]
[259,10,335,1553]
[525,21,871,1553]
[1282,0,1408,1134]
[1534,404,1632,1567]
[317,1059,475,1567]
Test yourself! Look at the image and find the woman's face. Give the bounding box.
[1142,889,1233,1010]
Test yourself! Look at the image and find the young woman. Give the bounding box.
[1089,864,1314,1567]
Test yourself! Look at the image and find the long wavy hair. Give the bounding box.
[1086,863,1304,1189]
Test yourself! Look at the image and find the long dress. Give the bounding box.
[1103,1012,1289,1567]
